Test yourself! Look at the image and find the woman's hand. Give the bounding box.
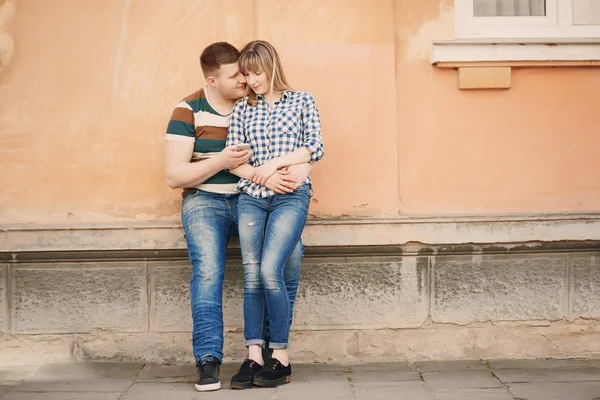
[264,171,296,194]
[283,164,311,188]
[251,160,279,186]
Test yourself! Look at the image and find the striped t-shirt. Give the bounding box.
[165,87,239,194]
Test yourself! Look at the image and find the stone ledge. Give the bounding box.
[2,213,600,253]
[431,39,600,65]
[2,320,600,365]
[2,241,600,263]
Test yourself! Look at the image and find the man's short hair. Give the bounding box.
[200,42,240,77]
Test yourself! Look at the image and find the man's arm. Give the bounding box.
[164,97,250,189]
[165,140,250,189]
[229,163,255,181]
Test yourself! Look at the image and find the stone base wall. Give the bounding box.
[1,239,599,365]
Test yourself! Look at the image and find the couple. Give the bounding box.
[164,40,324,392]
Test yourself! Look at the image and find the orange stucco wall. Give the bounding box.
[0,0,598,224]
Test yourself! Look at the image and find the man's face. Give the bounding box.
[211,62,247,100]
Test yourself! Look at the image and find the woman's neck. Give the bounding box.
[263,90,283,106]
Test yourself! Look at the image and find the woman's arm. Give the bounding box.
[251,93,324,186]
[300,92,324,163]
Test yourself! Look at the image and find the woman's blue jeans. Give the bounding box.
[238,184,311,349]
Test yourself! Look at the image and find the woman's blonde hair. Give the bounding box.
[238,40,292,106]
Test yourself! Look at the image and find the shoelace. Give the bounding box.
[240,359,258,372]
[264,359,281,370]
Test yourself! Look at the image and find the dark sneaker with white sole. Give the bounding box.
[252,358,291,387]
[195,358,221,392]
[231,359,263,390]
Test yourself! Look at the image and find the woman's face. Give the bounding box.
[244,70,270,96]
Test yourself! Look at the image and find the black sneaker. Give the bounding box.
[195,359,221,392]
[231,359,263,390]
[252,358,292,387]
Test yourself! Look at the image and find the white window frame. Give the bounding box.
[455,0,600,39]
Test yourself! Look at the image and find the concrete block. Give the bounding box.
[357,322,600,362]
[136,364,197,383]
[291,364,352,383]
[127,382,275,399]
[150,256,429,332]
[432,255,568,324]
[73,329,359,364]
[572,254,600,318]
[351,369,421,383]
[492,366,600,383]
[358,328,483,362]
[350,362,414,372]
[148,263,191,332]
[0,386,13,397]
[0,335,73,365]
[489,359,591,370]
[276,381,353,400]
[294,256,429,329]
[0,365,38,383]
[353,382,435,400]
[28,362,143,380]
[11,263,147,334]
[290,330,359,363]
[16,362,143,393]
[432,389,513,400]
[590,359,600,370]
[2,393,121,400]
[74,333,194,365]
[16,378,132,393]
[415,360,487,373]
[0,264,6,333]
[422,371,503,390]
[459,67,511,90]
[149,261,244,332]
[508,382,600,400]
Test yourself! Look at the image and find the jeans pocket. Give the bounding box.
[294,183,312,196]
[182,189,200,201]
[290,185,311,212]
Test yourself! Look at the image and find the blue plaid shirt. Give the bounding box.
[226,91,324,198]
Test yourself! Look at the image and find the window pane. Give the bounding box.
[573,0,600,25]
[474,0,546,17]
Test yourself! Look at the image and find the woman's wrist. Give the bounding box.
[270,158,284,170]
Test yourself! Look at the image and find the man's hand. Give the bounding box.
[217,146,251,170]
[251,160,279,186]
[264,171,296,194]
[283,164,311,188]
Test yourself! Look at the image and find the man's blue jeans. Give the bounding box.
[238,184,311,350]
[181,190,303,364]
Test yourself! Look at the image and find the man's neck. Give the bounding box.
[205,85,237,114]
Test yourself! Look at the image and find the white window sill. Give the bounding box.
[431,38,600,68]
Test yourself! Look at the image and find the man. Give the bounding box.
[164,42,311,392]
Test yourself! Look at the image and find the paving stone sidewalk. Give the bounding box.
[1,359,600,399]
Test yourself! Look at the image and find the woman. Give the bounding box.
[226,40,324,388]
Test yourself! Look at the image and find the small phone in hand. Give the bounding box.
[236,143,250,151]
